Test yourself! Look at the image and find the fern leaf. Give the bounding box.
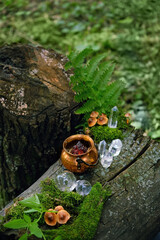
[86,53,107,80]
[73,48,92,68]
[75,99,97,114]
[91,61,111,86]
[94,64,115,91]
[74,91,89,102]
[101,80,125,108]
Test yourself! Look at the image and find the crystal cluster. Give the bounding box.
[55,171,91,196]
[98,139,123,169]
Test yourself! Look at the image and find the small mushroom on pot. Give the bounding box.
[90,111,99,118]
[85,127,90,135]
[57,209,71,224]
[97,115,108,125]
[44,209,57,226]
[54,205,64,212]
[88,117,97,127]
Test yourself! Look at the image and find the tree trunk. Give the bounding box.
[0,44,78,209]
[1,130,159,239]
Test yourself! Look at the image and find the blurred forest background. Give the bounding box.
[0,0,160,138]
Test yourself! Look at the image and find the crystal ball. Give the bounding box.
[76,180,92,196]
[55,171,77,192]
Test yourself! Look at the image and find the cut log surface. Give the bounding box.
[0,44,78,208]
[1,130,159,240]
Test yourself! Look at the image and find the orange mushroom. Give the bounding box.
[57,209,71,224]
[44,209,57,226]
[54,205,64,212]
[125,113,131,118]
[88,117,97,127]
[100,113,107,118]
[90,111,99,118]
[97,115,108,125]
[125,113,131,124]
[85,127,90,135]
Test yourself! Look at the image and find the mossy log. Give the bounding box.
[1,130,160,240]
[0,44,79,209]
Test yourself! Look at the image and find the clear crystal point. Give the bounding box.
[76,180,91,196]
[109,139,122,156]
[98,140,107,158]
[108,106,119,128]
[55,171,77,192]
[101,152,113,168]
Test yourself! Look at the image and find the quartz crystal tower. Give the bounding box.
[108,106,119,128]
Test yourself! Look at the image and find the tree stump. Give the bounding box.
[0,44,78,209]
[1,130,159,240]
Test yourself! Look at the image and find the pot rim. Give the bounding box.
[63,134,94,157]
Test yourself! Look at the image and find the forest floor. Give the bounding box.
[0,0,160,138]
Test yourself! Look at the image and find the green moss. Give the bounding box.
[90,125,123,143]
[1,179,111,240]
[44,182,111,240]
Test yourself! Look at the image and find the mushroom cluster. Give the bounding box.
[125,113,131,124]
[88,111,108,127]
[44,205,70,226]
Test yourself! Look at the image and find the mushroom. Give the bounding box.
[44,209,57,226]
[88,117,97,127]
[125,113,131,124]
[85,127,90,135]
[97,115,108,125]
[100,113,107,118]
[54,205,64,212]
[57,209,71,224]
[125,113,131,118]
[90,111,99,118]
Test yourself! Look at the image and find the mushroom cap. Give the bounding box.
[54,205,64,212]
[88,117,97,127]
[125,113,131,118]
[97,116,108,125]
[57,209,71,224]
[44,209,57,226]
[100,113,107,118]
[90,111,99,118]
[85,127,90,135]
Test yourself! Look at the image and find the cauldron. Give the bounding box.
[61,134,98,173]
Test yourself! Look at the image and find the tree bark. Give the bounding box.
[0,44,78,209]
[1,130,159,240]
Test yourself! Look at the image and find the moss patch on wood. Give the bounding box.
[43,181,111,240]
[90,125,123,143]
[0,179,111,240]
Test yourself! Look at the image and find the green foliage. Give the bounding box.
[43,182,111,240]
[66,49,125,117]
[2,180,111,240]
[0,0,160,137]
[90,126,123,143]
[3,194,46,239]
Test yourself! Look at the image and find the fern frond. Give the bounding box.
[94,64,115,91]
[65,48,126,117]
[75,99,97,114]
[74,91,89,102]
[86,53,107,80]
[91,61,111,86]
[65,48,92,70]
[73,48,92,68]
[101,80,125,109]
[101,80,122,101]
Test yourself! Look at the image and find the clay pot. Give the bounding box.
[61,134,98,173]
